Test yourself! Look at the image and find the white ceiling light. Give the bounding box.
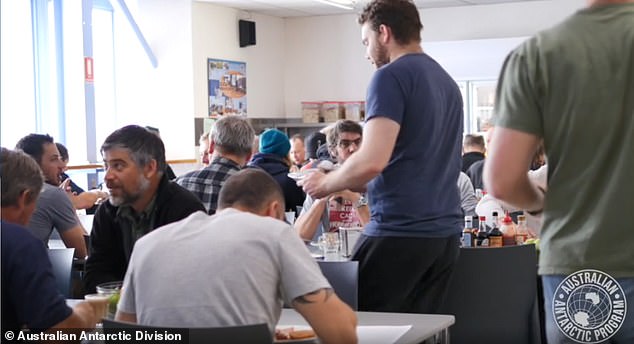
[313,0,355,10]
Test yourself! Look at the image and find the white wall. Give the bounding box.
[419,0,585,42]
[283,0,585,117]
[423,37,529,81]
[192,2,286,119]
[284,15,374,118]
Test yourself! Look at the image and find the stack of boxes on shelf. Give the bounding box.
[301,101,365,123]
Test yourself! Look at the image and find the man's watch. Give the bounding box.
[354,195,368,209]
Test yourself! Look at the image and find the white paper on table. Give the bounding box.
[356,325,412,344]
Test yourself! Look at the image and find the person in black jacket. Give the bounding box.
[248,129,305,216]
[84,125,204,293]
[461,134,486,173]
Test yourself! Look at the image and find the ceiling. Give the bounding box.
[197,0,541,18]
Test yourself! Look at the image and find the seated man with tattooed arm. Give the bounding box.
[115,168,357,344]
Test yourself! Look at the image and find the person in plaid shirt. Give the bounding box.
[176,116,255,214]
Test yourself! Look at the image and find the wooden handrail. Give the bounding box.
[67,158,197,171]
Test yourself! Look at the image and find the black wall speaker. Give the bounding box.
[239,20,256,47]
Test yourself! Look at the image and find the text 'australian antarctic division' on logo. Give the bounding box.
[553,269,627,343]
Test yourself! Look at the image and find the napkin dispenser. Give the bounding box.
[339,227,362,257]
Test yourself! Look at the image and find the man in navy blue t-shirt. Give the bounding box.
[301,0,463,313]
[1,147,99,335]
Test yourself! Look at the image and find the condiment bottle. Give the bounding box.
[500,212,517,246]
[476,216,489,247]
[488,211,503,247]
[461,216,474,247]
[515,214,529,245]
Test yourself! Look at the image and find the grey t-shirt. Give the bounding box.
[118,209,330,332]
[27,183,79,244]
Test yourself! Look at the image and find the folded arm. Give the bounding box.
[294,199,328,242]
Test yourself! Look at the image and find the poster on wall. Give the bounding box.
[208,58,247,117]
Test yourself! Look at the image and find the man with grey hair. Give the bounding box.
[176,115,255,214]
[84,125,205,293]
[1,148,100,334]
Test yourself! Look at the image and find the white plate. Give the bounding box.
[287,169,319,181]
[287,172,307,181]
[275,325,317,343]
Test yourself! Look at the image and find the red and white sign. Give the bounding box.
[84,57,94,82]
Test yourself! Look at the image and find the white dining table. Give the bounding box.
[279,308,454,344]
[66,300,454,344]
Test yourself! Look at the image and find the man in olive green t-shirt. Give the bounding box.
[484,1,634,342]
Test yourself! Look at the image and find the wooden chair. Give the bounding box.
[102,319,272,344]
[47,248,75,298]
[317,260,359,310]
[438,245,541,344]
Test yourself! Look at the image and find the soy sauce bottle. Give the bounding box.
[488,211,503,247]
[476,215,489,247]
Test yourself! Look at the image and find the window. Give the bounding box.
[469,80,496,134]
[1,0,36,148]
[1,0,153,165]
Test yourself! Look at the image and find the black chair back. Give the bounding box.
[102,320,272,344]
[439,245,541,344]
[317,260,358,310]
[47,248,75,298]
[83,234,91,256]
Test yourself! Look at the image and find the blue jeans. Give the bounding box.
[542,275,634,343]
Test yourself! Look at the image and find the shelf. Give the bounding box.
[273,122,333,128]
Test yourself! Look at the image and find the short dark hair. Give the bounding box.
[358,0,422,45]
[1,147,44,207]
[56,142,69,162]
[15,134,55,164]
[101,125,167,174]
[463,134,485,150]
[218,168,284,212]
[327,120,363,150]
[305,132,327,160]
[145,126,160,135]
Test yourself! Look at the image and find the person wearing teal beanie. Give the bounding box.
[259,129,291,158]
[248,129,304,215]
